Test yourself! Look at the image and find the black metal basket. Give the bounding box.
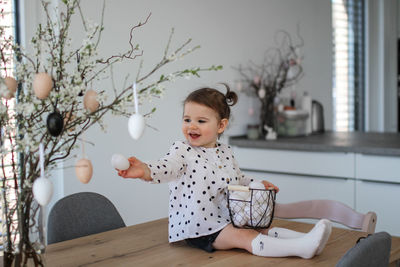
[227,185,276,229]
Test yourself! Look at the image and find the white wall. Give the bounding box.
[24,0,332,226]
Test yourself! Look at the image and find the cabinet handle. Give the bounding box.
[358,179,400,186]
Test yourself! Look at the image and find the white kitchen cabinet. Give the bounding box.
[231,145,400,236]
[233,147,355,178]
[355,153,400,236]
[243,170,355,208]
[355,153,400,183]
[356,180,400,236]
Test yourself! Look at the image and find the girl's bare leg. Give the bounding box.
[212,224,260,252]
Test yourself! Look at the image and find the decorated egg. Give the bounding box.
[33,72,53,99]
[111,154,130,170]
[128,113,145,140]
[32,177,54,206]
[75,158,93,184]
[2,77,18,99]
[46,112,64,136]
[83,90,99,112]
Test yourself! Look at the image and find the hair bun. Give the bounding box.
[224,84,238,106]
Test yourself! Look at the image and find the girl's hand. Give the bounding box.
[117,156,152,181]
[261,180,279,193]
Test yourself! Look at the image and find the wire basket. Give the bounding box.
[227,185,276,229]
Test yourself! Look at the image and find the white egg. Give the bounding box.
[249,181,265,190]
[111,153,130,170]
[33,177,54,206]
[75,158,93,184]
[128,113,145,140]
[231,190,250,201]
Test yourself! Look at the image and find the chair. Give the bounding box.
[274,199,377,233]
[47,192,126,244]
[335,231,391,267]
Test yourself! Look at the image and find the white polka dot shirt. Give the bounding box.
[147,141,253,243]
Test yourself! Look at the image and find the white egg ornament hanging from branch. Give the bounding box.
[1,76,18,99]
[33,72,53,99]
[128,83,145,140]
[32,143,54,206]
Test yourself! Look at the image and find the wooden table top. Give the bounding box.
[43,218,400,267]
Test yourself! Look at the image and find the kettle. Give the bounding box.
[311,100,324,133]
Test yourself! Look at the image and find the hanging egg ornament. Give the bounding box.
[111,154,130,170]
[75,158,93,184]
[83,90,99,112]
[46,111,64,136]
[2,77,17,99]
[128,114,145,140]
[33,177,54,206]
[33,72,53,99]
[128,83,145,140]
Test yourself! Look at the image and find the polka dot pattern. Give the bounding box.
[147,141,253,242]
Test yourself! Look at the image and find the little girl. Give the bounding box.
[117,85,332,259]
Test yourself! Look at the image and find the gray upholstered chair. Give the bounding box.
[335,232,392,267]
[47,192,126,244]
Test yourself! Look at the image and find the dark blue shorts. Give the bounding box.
[185,230,222,253]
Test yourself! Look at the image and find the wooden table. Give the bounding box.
[43,218,400,266]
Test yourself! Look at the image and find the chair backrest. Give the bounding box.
[47,192,126,244]
[335,232,391,267]
[274,199,377,233]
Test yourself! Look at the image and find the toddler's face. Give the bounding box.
[182,102,227,148]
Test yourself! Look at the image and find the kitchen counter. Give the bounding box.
[229,131,400,156]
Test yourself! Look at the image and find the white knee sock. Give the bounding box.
[267,227,305,239]
[315,219,332,255]
[267,219,332,255]
[252,221,328,259]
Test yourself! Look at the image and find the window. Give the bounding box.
[332,0,365,131]
[1,0,19,253]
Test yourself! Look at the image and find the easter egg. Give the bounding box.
[111,154,130,170]
[33,73,53,99]
[2,77,17,99]
[249,181,265,190]
[128,113,145,140]
[75,158,93,184]
[46,112,64,136]
[33,177,54,206]
[83,90,99,112]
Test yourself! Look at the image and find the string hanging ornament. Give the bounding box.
[127,82,145,140]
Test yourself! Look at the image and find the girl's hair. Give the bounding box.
[184,84,238,120]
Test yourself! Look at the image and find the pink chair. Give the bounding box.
[274,199,377,234]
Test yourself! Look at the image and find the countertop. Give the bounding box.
[229,131,400,156]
